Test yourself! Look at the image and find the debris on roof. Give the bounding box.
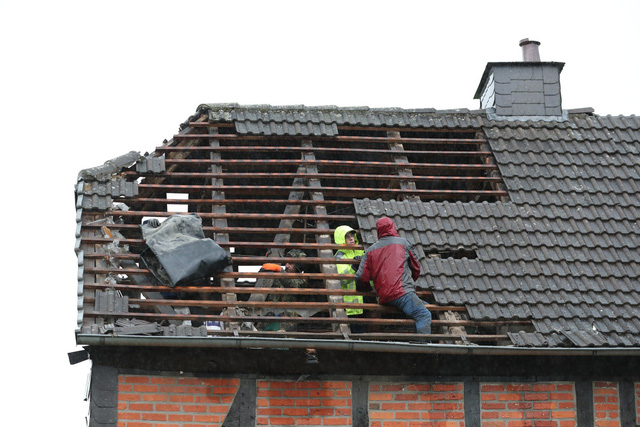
[74,102,640,349]
[78,151,144,182]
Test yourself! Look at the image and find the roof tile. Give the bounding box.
[354,111,640,347]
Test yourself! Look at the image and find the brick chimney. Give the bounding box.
[474,39,565,120]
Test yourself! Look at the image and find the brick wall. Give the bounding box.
[110,375,638,426]
[368,382,465,427]
[593,382,620,427]
[480,382,576,427]
[256,380,352,426]
[117,375,239,426]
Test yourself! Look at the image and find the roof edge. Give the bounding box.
[76,335,640,356]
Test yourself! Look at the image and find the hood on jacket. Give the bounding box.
[334,225,359,245]
[376,217,399,238]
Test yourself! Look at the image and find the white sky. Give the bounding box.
[1,1,639,425]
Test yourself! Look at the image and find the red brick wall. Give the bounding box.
[256,380,352,426]
[480,382,576,427]
[112,375,636,426]
[368,382,465,427]
[117,375,239,426]
[593,382,620,427]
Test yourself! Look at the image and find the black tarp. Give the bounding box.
[140,214,231,287]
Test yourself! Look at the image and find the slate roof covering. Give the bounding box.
[354,112,640,347]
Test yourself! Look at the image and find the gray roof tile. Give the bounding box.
[353,111,640,348]
[198,103,486,136]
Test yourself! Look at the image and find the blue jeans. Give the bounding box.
[387,292,432,335]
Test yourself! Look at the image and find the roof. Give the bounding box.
[354,112,640,347]
[75,102,640,350]
[195,103,487,135]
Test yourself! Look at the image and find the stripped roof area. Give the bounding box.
[75,103,640,348]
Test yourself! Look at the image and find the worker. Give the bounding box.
[258,249,308,331]
[355,217,431,337]
[334,225,366,333]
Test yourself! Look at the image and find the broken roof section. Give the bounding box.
[74,102,640,349]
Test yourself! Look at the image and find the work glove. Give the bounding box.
[143,218,161,228]
[352,255,363,271]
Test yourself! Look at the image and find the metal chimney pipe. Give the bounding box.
[519,38,541,62]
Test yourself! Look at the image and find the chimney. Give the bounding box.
[519,38,541,62]
[474,39,565,120]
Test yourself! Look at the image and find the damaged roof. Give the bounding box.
[75,102,640,349]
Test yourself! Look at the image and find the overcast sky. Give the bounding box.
[2,0,639,425]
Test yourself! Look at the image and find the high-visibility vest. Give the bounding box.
[335,251,364,316]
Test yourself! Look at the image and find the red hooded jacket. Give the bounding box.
[354,217,421,304]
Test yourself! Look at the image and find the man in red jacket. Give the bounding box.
[354,217,432,336]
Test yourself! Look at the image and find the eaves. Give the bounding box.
[76,334,640,357]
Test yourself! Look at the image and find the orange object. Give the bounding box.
[261,263,281,272]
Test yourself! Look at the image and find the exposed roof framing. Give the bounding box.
[75,103,640,348]
[76,105,511,344]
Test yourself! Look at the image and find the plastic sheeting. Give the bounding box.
[140,214,231,287]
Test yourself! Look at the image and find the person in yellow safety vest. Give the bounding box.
[334,225,366,332]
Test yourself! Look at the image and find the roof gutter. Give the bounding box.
[77,334,640,357]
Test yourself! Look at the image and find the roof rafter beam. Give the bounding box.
[479,136,511,203]
[247,166,308,304]
[387,130,421,202]
[137,114,209,210]
[304,139,351,337]
[208,126,240,335]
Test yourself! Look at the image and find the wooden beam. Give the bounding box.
[83,253,361,265]
[83,310,512,342]
[132,185,507,198]
[81,239,361,251]
[303,139,350,337]
[209,127,239,334]
[247,165,308,304]
[137,114,208,210]
[105,211,356,222]
[82,282,435,299]
[157,144,492,157]
[163,158,499,170]
[115,196,355,206]
[388,130,421,202]
[125,172,503,184]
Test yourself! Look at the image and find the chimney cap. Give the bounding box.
[519,38,541,47]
